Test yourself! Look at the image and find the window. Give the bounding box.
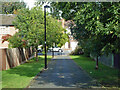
[0,26,10,34]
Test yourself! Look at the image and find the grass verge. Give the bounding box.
[70,55,120,88]
[0,71,1,90]
[2,55,51,88]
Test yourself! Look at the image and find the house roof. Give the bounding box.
[0,14,16,26]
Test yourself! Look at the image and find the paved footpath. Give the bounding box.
[29,55,101,88]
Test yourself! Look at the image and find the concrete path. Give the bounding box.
[28,55,101,88]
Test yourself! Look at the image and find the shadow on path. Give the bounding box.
[29,55,101,88]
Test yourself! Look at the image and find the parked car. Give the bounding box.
[37,45,43,52]
[48,46,63,52]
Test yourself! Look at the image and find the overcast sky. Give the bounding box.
[23,0,36,9]
[23,0,50,12]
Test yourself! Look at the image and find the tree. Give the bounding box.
[50,2,82,20]
[10,7,45,61]
[9,6,68,61]
[50,2,120,69]
[46,16,68,48]
[8,33,24,48]
[72,2,120,69]
[1,1,26,14]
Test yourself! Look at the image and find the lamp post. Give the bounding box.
[44,5,50,69]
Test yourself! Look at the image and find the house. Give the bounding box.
[0,14,32,70]
[0,14,18,48]
[58,19,78,51]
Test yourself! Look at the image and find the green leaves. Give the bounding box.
[8,33,23,48]
[46,16,68,48]
[9,6,68,49]
[52,2,120,55]
[75,2,120,55]
[1,2,26,14]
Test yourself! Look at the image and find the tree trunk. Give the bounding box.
[35,47,38,61]
[95,56,99,69]
[52,50,54,58]
[25,48,29,60]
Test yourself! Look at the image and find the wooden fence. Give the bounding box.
[0,47,34,70]
[91,53,120,69]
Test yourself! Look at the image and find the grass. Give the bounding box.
[0,71,1,90]
[70,55,120,88]
[2,55,51,88]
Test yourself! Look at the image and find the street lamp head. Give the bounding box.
[44,5,50,8]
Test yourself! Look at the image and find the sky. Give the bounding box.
[23,0,50,12]
[23,0,36,9]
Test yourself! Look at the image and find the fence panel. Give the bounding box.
[98,53,114,67]
[0,47,33,70]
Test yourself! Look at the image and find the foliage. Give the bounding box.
[71,55,120,88]
[75,2,119,55]
[70,46,84,55]
[9,6,68,60]
[46,16,68,48]
[50,2,120,69]
[1,34,12,43]
[50,2,81,20]
[12,7,44,48]
[50,2,120,56]
[1,1,26,14]
[8,33,24,48]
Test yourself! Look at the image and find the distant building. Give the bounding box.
[58,19,78,51]
[0,14,18,48]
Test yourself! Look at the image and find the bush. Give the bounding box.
[83,49,90,57]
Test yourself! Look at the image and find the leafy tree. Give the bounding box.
[50,2,82,20]
[10,7,44,61]
[8,33,24,48]
[72,2,119,69]
[1,1,26,14]
[50,2,120,69]
[97,2,120,54]
[9,6,68,61]
[46,16,68,48]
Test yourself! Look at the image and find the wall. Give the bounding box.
[64,42,69,49]
[58,19,78,51]
[0,26,18,48]
[70,41,78,51]
[0,47,33,70]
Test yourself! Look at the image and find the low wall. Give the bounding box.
[0,47,34,70]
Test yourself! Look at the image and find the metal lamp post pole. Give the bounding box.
[44,6,47,69]
[44,5,50,69]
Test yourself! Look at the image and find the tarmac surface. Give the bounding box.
[29,55,101,88]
